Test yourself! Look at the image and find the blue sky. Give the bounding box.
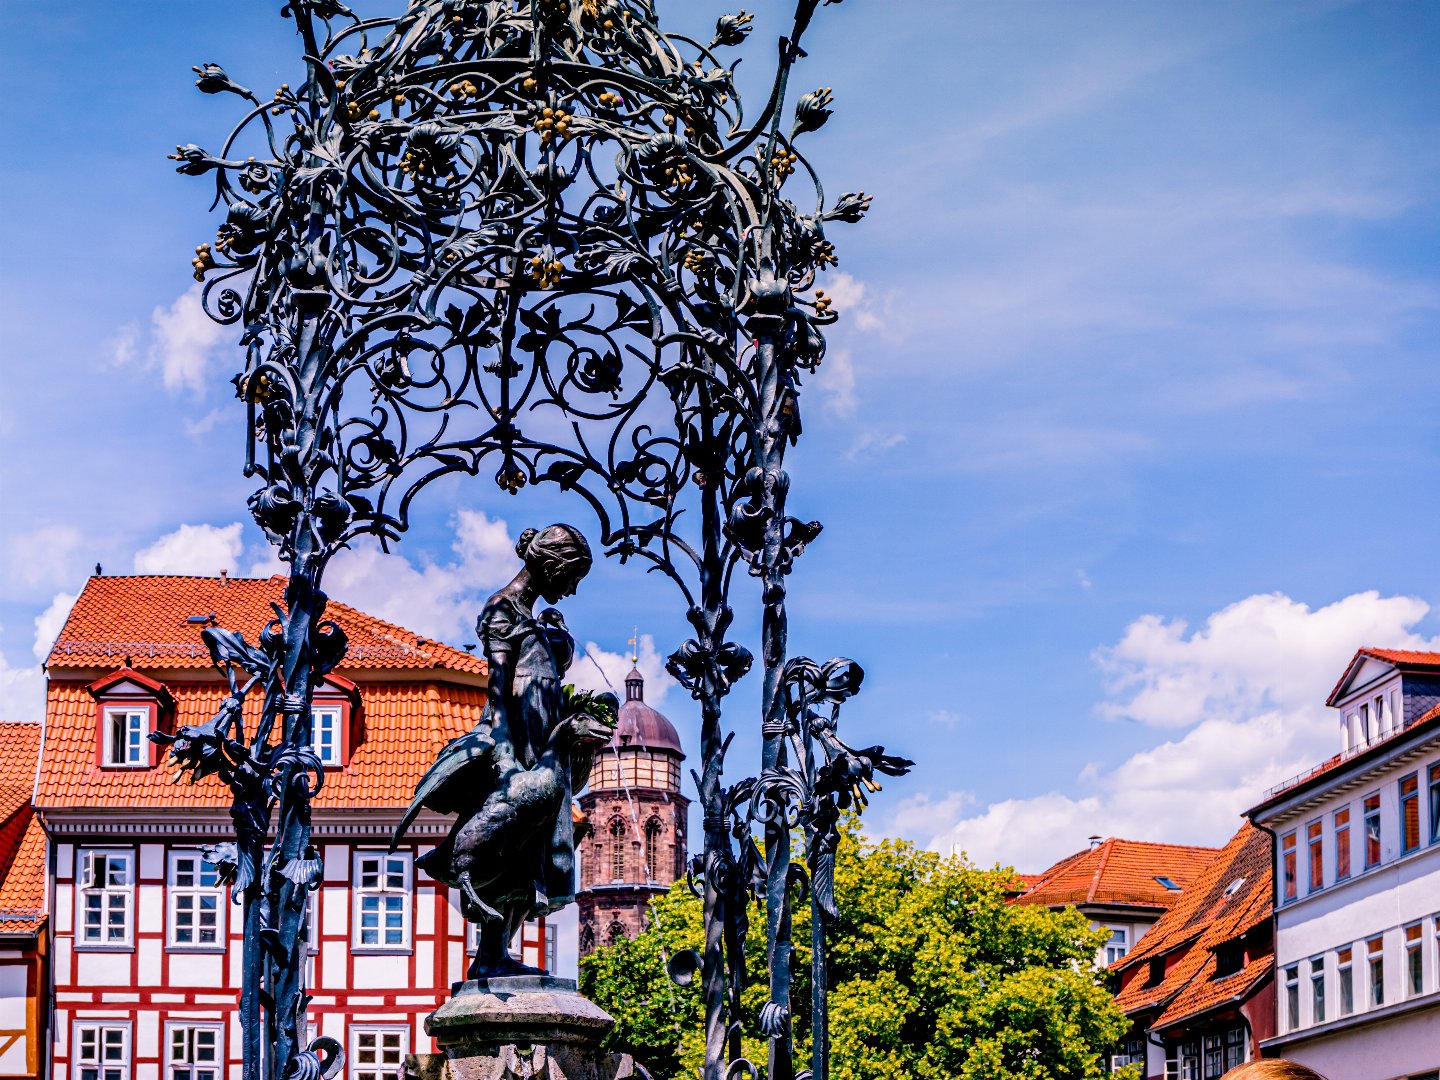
[2,0,1439,878]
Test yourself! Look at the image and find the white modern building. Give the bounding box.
[1247,648,1440,1080]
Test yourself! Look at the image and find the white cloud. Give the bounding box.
[110,285,228,397]
[1095,591,1435,729]
[0,592,80,723]
[824,272,887,334]
[812,274,889,421]
[5,524,85,591]
[184,408,230,437]
[320,509,519,644]
[0,638,43,723]
[33,592,78,663]
[908,590,1440,871]
[133,523,245,577]
[149,286,229,395]
[107,322,140,367]
[844,430,907,462]
[567,633,676,708]
[815,348,857,419]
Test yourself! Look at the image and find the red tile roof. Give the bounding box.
[47,575,486,676]
[1012,838,1218,911]
[1113,823,1273,1029]
[37,576,491,811]
[0,724,46,936]
[38,677,485,812]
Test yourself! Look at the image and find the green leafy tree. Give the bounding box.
[580,821,1129,1080]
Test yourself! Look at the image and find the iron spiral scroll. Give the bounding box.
[166,1,907,1078]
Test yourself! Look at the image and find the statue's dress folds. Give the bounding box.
[396,593,583,927]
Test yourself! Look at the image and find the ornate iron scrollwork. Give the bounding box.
[170,2,893,1078]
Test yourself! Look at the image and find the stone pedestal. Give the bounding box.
[426,976,638,1080]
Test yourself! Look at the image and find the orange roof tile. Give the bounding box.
[47,575,486,676]
[1113,823,1273,1027]
[37,577,491,811]
[1013,838,1218,911]
[0,725,46,937]
[37,678,484,811]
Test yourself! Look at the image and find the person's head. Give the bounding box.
[1222,1061,1328,1080]
[516,524,592,602]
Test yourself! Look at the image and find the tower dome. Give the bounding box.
[610,667,684,755]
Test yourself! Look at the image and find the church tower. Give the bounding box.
[576,665,688,954]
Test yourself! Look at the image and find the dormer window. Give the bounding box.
[103,705,149,767]
[312,705,342,766]
[308,675,360,768]
[88,667,172,770]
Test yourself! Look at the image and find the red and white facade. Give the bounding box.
[35,574,549,1080]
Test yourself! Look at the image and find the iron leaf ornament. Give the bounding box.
[170,1,894,1078]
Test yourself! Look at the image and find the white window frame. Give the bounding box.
[102,704,149,767]
[1368,935,1385,1007]
[164,1022,223,1080]
[77,849,134,948]
[168,850,226,949]
[352,851,411,950]
[1283,965,1300,1030]
[311,704,342,766]
[75,1021,131,1080]
[1405,922,1424,998]
[350,1025,408,1080]
[1337,945,1355,1016]
[1104,926,1128,965]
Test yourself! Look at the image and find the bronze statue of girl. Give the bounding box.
[393,524,616,979]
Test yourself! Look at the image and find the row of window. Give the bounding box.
[1281,916,1440,1033]
[75,1022,406,1080]
[1340,688,1401,754]
[101,705,344,768]
[589,752,681,791]
[604,815,668,883]
[1165,1026,1246,1079]
[1280,762,1440,902]
[77,849,410,950]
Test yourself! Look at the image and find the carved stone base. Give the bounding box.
[426,976,637,1080]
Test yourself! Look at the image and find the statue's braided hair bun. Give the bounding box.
[515,528,539,559]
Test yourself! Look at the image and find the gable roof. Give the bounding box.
[36,576,490,812]
[1012,837,1218,911]
[0,724,46,937]
[47,575,486,677]
[1113,823,1273,1027]
[1326,647,1440,707]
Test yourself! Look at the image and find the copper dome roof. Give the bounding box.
[609,667,684,756]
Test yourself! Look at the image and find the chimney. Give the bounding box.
[1088,835,1102,849]
[220,569,229,585]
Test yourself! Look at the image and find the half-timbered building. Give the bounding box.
[36,573,548,1080]
[0,723,47,1080]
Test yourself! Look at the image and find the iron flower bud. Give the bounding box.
[192,63,240,95]
[824,191,872,224]
[710,11,754,48]
[791,87,833,137]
